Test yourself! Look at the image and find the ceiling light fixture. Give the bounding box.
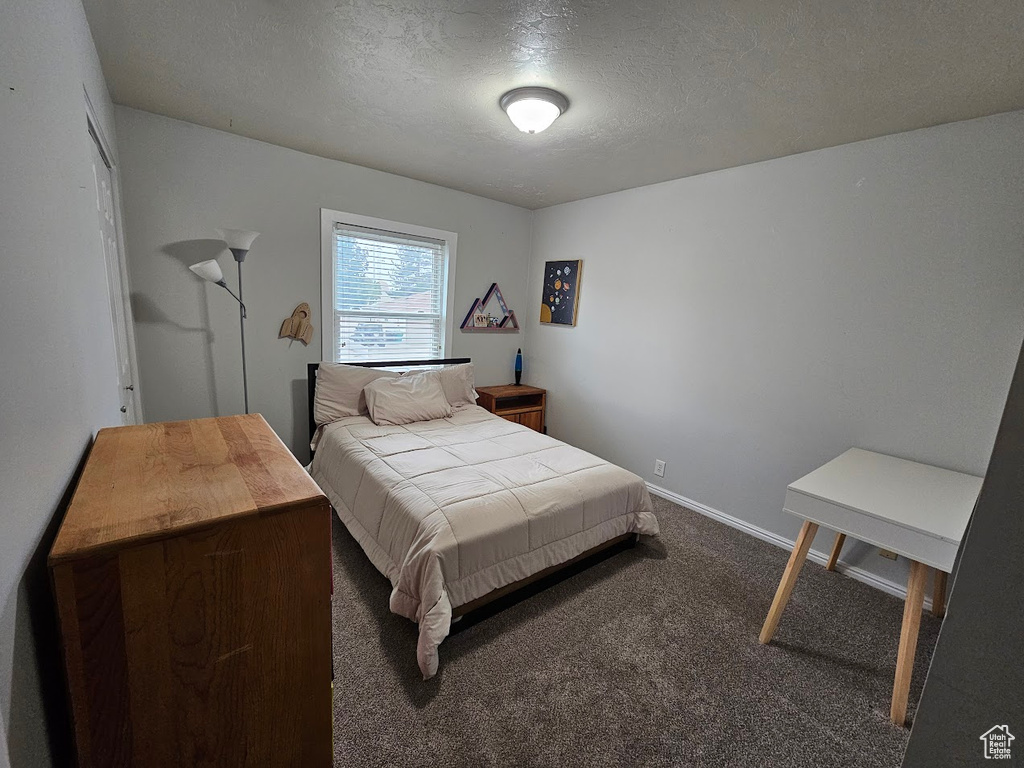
[499,87,569,134]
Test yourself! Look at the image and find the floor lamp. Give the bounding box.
[188,229,259,414]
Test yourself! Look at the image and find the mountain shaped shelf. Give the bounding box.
[460,282,519,333]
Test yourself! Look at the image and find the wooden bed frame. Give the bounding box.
[307,359,638,619]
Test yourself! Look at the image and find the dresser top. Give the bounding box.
[788,448,983,544]
[50,414,326,564]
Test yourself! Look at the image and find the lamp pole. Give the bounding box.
[221,229,259,414]
[235,256,249,414]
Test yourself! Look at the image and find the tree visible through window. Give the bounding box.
[335,239,381,308]
[391,246,435,298]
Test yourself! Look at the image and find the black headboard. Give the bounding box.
[307,358,471,450]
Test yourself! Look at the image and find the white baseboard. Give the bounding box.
[645,482,933,611]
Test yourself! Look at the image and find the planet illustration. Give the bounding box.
[540,259,580,325]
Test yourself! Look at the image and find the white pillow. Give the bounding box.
[363,371,453,426]
[437,363,478,407]
[313,363,400,425]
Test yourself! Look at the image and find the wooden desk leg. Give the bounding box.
[759,521,819,645]
[933,570,948,618]
[891,560,928,726]
[825,533,845,571]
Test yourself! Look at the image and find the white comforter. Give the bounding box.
[310,405,658,678]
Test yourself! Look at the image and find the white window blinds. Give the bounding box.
[330,222,448,362]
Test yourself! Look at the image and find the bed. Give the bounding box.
[307,360,659,678]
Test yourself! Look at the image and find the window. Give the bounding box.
[320,210,457,363]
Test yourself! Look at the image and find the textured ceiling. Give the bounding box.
[83,0,1024,209]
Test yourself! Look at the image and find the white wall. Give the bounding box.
[0,1,124,765]
[115,108,534,461]
[525,111,1024,587]
[113,103,1024,593]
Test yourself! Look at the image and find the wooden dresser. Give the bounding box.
[49,414,332,767]
[476,384,546,433]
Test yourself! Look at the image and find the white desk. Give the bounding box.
[759,448,983,726]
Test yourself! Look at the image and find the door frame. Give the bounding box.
[85,89,143,422]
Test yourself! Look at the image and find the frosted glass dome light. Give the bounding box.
[500,87,569,134]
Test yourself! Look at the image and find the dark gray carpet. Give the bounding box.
[332,496,939,767]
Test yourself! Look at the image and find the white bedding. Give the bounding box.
[310,404,659,678]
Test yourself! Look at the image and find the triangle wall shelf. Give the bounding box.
[460,282,520,333]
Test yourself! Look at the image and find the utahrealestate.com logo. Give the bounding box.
[980,725,1015,760]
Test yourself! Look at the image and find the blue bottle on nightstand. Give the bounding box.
[514,348,523,385]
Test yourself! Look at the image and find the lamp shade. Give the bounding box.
[218,229,260,251]
[189,259,224,284]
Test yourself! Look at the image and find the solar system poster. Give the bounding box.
[539,259,582,326]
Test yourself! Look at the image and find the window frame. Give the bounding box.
[320,208,458,363]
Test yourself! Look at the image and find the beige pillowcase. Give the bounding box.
[313,363,400,425]
[363,370,453,426]
[437,363,478,407]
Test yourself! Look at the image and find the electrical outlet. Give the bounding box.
[879,549,898,560]
[654,459,666,478]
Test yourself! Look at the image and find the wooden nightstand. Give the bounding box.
[476,384,546,433]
